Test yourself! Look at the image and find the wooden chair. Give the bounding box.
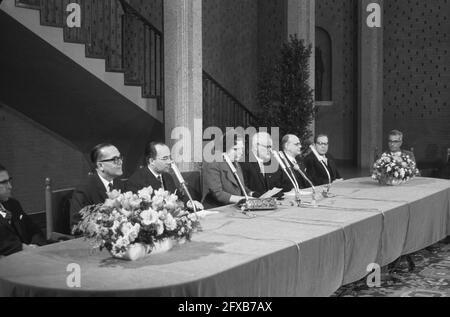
[45,178,75,241]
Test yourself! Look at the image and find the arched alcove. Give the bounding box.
[315,26,332,103]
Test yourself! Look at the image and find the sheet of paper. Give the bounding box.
[260,187,283,199]
[194,210,220,218]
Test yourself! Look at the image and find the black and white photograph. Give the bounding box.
[0,0,449,299]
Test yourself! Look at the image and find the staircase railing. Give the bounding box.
[203,71,257,131]
[14,0,164,110]
[119,0,164,109]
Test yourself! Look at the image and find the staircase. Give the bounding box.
[4,0,164,115]
[0,0,165,175]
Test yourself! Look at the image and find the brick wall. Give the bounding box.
[0,105,90,214]
[383,0,450,164]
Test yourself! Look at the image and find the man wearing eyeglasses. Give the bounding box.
[70,143,126,229]
[241,132,290,197]
[383,130,416,163]
[0,164,47,257]
[304,134,343,186]
[127,142,203,211]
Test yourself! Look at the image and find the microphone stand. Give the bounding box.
[272,150,302,207]
[309,145,333,198]
[279,151,317,207]
[171,162,198,219]
[223,154,252,213]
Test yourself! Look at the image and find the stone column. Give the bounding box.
[357,0,383,170]
[287,0,315,139]
[164,0,203,172]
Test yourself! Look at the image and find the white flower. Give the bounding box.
[164,213,177,231]
[121,222,140,242]
[140,209,159,226]
[120,208,132,217]
[156,219,165,236]
[166,193,179,205]
[114,236,130,249]
[137,186,153,202]
[107,190,122,200]
[103,198,119,209]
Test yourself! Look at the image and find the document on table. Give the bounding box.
[260,187,283,199]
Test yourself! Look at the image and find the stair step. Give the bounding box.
[15,0,40,10]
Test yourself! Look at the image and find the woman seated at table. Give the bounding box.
[202,133,255,209]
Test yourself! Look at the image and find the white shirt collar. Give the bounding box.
[97,173,113,192]
[0,202,7,218]
[148,166,162,179]
[252,151,266,173]
[285,152,297,164]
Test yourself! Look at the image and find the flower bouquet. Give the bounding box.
[72,186,202,261]
[372,152,420,186]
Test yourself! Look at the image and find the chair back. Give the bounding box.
[45,178,75,240]
[181,170,202,202]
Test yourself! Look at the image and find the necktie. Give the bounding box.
[159,175,165,190]
[0,203,12,223]
[108,182,113,192]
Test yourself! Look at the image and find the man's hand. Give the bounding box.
[22,244,38,251]
[186,200,204,211]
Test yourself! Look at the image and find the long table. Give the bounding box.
[0,177,449,297]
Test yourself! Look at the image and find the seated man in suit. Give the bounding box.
[70,143,126,229]
[241,132,291,197]
[202,133,256,209]
[0,164,47,257]
[383,129,417,163]
[127,142,203,210]
[304,134,343,186]
[281,134,310,189]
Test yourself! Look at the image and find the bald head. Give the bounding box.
[282,134,302,157]
[252,132,273,161]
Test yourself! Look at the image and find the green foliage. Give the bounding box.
[256,35,316,145]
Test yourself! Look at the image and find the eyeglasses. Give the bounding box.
[257,143,272,150]
[316,142,329,146]
[0,177,12,185]
[98,156,123,165]
[156,156,172,162]
[388,140,402,144]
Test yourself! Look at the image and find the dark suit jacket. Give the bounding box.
[201,161,251,209]
[241,154,291,197]
[281,152,309,189]
[0,198,46,256]
[70,173,125,229]
[127,166,177,193]
[304,152,341,186]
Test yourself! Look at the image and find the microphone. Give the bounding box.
[309,145,332,197]
[223,153,250,203]
[279,151,317,206]
[271,150,301,206]
[170,162,198,215]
